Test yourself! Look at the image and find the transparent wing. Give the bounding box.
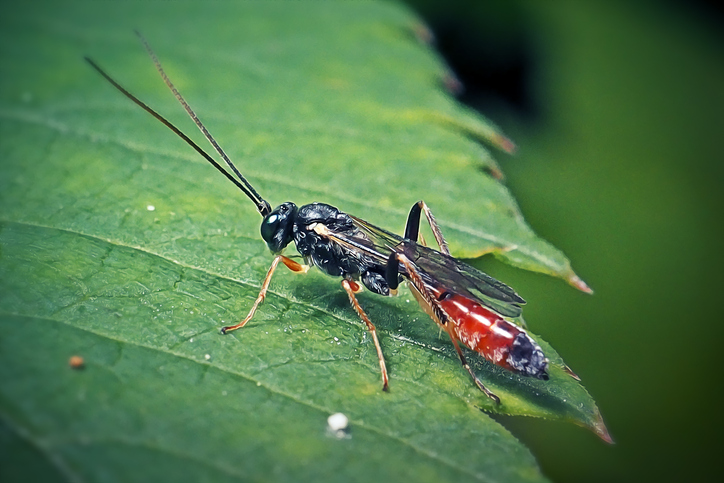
[333,216,526,318]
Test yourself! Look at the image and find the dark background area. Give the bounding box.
[403,1,724,482]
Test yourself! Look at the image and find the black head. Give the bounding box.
[261,202,298,253]
[507,333,549,380]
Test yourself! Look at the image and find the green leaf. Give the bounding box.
[0,1,606,481]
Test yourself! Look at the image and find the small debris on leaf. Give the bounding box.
[327,412,351,439]
[69,355,85,369]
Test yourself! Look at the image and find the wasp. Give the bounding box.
[86,33,573,403]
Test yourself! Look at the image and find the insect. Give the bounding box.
[86,33,572,403]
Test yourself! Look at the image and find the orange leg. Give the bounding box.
[395,252,500,404]
[445,330,500,404]
[406,200,516,257]
[341,279,389,391]
[220,255,307,334]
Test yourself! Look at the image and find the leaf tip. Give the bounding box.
[568,273,593,294]
[442,71,465,96]
[483,164,505,181]
[492,133,517,154]
[593,411,614,444]
[562,364,581,381]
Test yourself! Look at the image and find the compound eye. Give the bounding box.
[259,202,297,253]
[260,214,279,243]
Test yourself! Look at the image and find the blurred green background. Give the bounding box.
[404,1,724,482]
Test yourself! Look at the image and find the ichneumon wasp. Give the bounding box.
[86,33,579,403]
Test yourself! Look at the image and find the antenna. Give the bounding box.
[85,42,271,216]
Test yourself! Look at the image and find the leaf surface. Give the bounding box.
[0,1,604,481]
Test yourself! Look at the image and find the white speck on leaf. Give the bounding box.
[327,412,351,439]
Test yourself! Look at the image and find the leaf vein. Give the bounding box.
[0,310,499,483]
[0,108,548,261]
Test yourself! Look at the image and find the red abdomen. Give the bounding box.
[438,291,549,379]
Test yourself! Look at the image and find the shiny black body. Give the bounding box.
[262,202,393,296]
[85,38,558,403]
[260,200,548,383]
